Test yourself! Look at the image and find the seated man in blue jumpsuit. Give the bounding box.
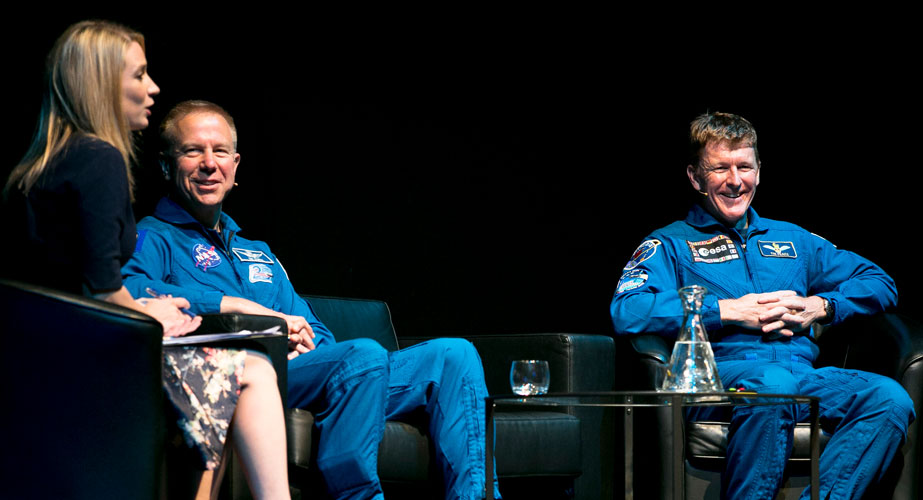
[610,111,914,500]
[122,100,500,500]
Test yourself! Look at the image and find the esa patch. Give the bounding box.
[232,247,274,264]
[249,264,273,283]
[193,243,222,271]
[687,235,739,263]
[617,269,649,294]
[624,239,661,270]
[759,241,797,258]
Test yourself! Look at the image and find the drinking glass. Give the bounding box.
[510,360,550,395]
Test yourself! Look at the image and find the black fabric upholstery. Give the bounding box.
[617,312,923,500]
[0,280,165,500]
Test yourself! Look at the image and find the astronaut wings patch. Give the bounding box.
[759,241,797,258]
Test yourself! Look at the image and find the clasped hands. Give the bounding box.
[719,290,827,338]
[280,314,315,360]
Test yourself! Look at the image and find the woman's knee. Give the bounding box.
[242,351,278,389]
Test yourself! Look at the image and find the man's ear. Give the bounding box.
[159,154,172,181]
[687,164,702,192]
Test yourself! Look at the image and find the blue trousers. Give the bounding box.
[695,349,915,500]
[287,337,500,500]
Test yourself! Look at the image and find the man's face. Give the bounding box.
[687,141,760,226]
[171,112,240,213]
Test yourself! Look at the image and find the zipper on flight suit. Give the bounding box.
[206,226,247,291]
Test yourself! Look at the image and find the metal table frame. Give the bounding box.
[485,391,820,500]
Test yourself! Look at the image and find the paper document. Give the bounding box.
[163,325,284,346]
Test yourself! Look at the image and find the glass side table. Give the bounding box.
[486,391,820,500]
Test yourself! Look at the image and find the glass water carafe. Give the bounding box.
[660,285,723,392]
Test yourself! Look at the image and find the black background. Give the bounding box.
[4,11,920,337]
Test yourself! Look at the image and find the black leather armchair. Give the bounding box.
[283,295,617,500]
[0,279,165,500]
[616,313,923,500]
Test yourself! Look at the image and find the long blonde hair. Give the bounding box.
[5,20,145,199]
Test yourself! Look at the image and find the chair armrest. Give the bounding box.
[1,279,165,497]
[816,313,923,382]
[401,333,615,395]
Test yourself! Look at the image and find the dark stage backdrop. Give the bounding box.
[4,12,920,338]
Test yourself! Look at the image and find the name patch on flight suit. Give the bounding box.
[193,243,222,271]
[617,269,649,294]
[625,239,661,270]
[759,241,797,258]
[248,263,273,283]
[232,247,275,264]
[687,235,739,263]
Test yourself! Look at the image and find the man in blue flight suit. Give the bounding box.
[122,100,500,500]
[610,111,914,500]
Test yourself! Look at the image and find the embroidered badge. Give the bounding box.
[232,247,275,264]
[624,239,661,270]
[687,235,739,263]
[759,241,797,258]
[249,263,273,283]
[617,269,649,294]
[192,243,222,271]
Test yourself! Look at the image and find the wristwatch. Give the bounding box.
[820,297,835,324]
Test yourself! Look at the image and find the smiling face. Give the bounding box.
[687,140,760,227]
[120,41,159,131]
[170,112,240,228]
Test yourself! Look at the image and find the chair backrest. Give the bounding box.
[302,294,400,351]
[0,279,164,500]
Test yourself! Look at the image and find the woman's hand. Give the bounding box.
[137,297,202,337]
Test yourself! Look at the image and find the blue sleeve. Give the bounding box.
[121,228,224,314]
[272,257,337,347]
[610,237,722,337]
[807,233,897,324]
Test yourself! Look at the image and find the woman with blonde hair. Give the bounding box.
[3,20,290,499]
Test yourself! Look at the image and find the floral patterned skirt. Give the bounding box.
[162,346,248,470]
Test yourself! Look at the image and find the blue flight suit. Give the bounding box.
[123,197,499,500]
[610,204,914,500]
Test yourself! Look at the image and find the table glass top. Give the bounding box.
[488,391,818,408]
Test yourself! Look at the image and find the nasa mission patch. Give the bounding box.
[617,269,649,294]
[248,264,273,283]
[624,239,661,270]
